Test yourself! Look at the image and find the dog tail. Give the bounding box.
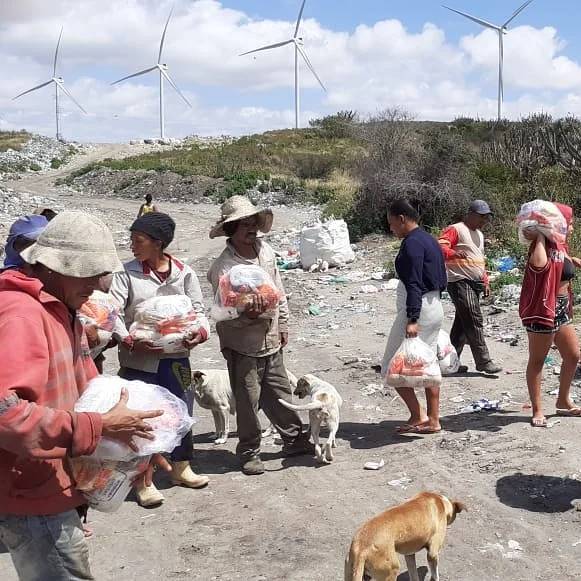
[344,545,366,581]
[278,398,323,412]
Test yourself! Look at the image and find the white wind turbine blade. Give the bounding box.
[12,79,54,100]
[160,69,192,108]
[111,65,158,85]
[53,27,63,76]
[499,32,504,101]
[296,44,326,91]
[54,79,87,113]
[442,5,501,31]
[158,5,174,63]
[503,0,535,28]
[294,0,307,38]
[240,39,294,57]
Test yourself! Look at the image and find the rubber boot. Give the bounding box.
[171,461,209,489]
[135,482,165,507]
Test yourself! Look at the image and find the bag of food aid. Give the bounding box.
[436,330,460,375]
[129,295,202,354]
[211,264,282,322]
[70,456,150,513]
[74,375,194,462]
[384,337,442,389]
[78,291,120,358]
[517,200,568,245]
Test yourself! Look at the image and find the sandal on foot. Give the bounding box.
[556,407,581,417]
[531,417,548,428]
[397,424,441,435]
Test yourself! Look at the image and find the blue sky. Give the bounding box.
[1,0,580,142]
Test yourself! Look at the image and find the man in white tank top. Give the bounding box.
[438,200,502,375]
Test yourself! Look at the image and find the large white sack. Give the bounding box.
[300,220,355,269]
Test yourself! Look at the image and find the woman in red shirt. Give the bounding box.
[520,203,581,427]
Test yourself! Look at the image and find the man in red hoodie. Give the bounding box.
[0,211,166,581]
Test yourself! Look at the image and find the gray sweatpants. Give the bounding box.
[223,348,304,459]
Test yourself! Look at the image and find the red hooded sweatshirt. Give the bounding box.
[0,269,102,515]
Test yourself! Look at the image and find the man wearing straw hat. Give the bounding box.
[208,196,313,475]
[0,211,168,580]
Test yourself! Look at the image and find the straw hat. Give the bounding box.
[209,195,273,239]
[21,211,123,277]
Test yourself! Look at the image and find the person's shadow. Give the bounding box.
[496,473,581,513]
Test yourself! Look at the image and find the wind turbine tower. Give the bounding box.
[112,7,192,139]
[12,28,87,141]
[443,0,535,121]
[240,0,326,129]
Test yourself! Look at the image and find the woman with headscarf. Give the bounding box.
[2,215,48,270]
[520,202,581,427]
[110,211,210,506]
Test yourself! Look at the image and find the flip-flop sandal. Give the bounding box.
[395,424,417,434]
[556,408,581,417]
[531,417,548,428]
[397,424,441,435]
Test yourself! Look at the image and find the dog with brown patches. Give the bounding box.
[344,492,465,581]
[278,373,342,463]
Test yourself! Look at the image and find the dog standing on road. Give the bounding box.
[344,492,465,581]
[279,374,342,463]
[193,369,299,444]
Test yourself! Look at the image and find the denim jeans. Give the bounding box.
[0,510,93,580]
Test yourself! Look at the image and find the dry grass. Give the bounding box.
[0,130,30,152]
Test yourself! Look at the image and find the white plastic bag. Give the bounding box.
[300,220,355,269]
[384,337,442,389]
[130,295,202,354]
[436,330,460,375]
[211,264,281,322]
[74,375,194,462]
[517,200,568,245]
[69,456,150,513]
[78,291,120,358]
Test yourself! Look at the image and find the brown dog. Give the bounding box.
[344,492,465,581]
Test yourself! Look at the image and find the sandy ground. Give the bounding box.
[1,148,581,581]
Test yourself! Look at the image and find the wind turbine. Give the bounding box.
[112,7,191,139]
[12,28,86,141]
[240,0,326,129]
[443,0,535,121]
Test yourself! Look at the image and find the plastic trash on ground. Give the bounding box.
[211,264,281,322]
[460,398,504,413]
[517,200,568,245]
[494,256,517,273]
[78,290,120,358]
[437,330,460,375]
[129,295,202,354]
[299,219,355,270]
[384,337,442,389]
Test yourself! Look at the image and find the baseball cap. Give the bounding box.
[468,200,493,215]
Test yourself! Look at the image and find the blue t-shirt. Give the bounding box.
[395,227,447,319]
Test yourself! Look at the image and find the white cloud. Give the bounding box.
[2,1,581,141]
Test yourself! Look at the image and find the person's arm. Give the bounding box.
[183,270,210,348]
[137,204,144,218]
[109,270,131,344]
[0,316,103,459]
[398,239,424,337]
[528,235,548,270]
[273,262,289,347]
[438,226,466,260]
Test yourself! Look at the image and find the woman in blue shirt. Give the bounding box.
[381,199,447,434]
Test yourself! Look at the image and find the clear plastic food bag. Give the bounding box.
[69,456,150,513]
[78,291,121,358]
[436,330,460,375]
[74,376,194,462]
[385,337,442,389]
[130,295,202,354]
[211,264,282,322]
[517,200,568,245]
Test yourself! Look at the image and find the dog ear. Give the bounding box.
[452,500,467,515]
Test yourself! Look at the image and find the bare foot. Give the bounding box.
[395,415,429,433]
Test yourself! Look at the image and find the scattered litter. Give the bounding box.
[383,278,400,291]
[361,383,383,396]
[364,459,385,470]
[499,284,522,303]
[388,476,412,488]
[494,256,517,272]
[308,304,322,316]
[300,220,355,269]
[360,285,379,294]
[371,271,388,281]
[544,355,557,366]
[553,366,562,375]
[460,398,505,413]
[449,395,465,403]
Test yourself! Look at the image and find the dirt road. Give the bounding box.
[1,150,581,580]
